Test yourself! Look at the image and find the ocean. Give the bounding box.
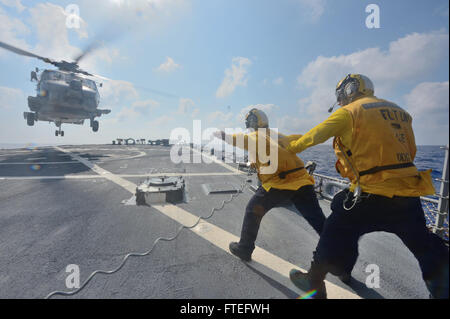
[299,144,447,192]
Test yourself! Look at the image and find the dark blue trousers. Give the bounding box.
[311,189,449,298]
[239,184,326,252]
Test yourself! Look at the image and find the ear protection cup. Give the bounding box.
[245,113,258,129]
[245,108,269,129]
[335,74,373,106]
[344,80,359,99]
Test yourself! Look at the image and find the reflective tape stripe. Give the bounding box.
[361,101,403,110]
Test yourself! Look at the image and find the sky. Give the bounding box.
[0,0,448,146]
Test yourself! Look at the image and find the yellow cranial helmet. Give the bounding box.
[335,74,374,106]
[245,108,269,129]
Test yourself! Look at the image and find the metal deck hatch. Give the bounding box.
[135,176,185,205]
[202,183,242,195]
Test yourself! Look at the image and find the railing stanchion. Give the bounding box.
[434,145,449,238]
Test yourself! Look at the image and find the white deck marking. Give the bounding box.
[0,173,243,180]
[59,148,147,163]
[0,161,79,165]
[191,147,243,174]
[0,151,33,156]
[0,175,101,180]
[54,146,360,299]
[54,146,136,192]
[118,172,241,177]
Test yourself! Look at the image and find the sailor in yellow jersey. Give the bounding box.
[214,108,326,262]
[287,74,449,299]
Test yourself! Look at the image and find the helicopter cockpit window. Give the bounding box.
[82,79,97,90]
[41,71,63,81]
[40,71,49,80]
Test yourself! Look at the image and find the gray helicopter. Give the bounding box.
[0,41,111,137]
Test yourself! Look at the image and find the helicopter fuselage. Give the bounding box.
[0,40,112,136]
[24,70,110,135]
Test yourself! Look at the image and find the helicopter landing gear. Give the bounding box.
[55,124,64,137]
[91,120,99,132]
[26,112,35,126]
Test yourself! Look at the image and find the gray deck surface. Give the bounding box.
[0,145,430,299]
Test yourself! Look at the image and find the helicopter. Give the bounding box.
[0,41,111,137]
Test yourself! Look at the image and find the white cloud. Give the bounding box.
[28,3,87,60]
[79,0,190,35]
[156,57,180,73]
[0,3,116,76]
[191,108,200,118]
[0,6,29,51]
[207,111,233,124]
[216,57,252,98]
[0,2,121,74]
[150,115,174,126]
[276,116,309,135]
[0,0,25,12]
[405,81,449,117]
[100,80,139,104]
[297,0,325,22]
[237,104,279,125]
[132,99,160,110]
[115,98,160,121]
[177,97,195,114]
[273,77,284,85]
[0,86,25,109]
[97,0,188,19]
[299,30,448,91]
[295,30,449,132]
[404,81,449,144]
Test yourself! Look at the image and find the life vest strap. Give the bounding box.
[359,162,415,177]
[279,166,304,179]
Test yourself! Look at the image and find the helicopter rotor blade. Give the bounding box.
[87,75,179,99]
[0,41,55,65]
[0,40,179,99]
[73,41,102,64]
[133,85,180,99]
[88,73,111,81]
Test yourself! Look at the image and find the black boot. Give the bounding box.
[289,269,327,299]
[229,242,252,262]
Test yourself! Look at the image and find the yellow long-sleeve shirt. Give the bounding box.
[286,108,435,198]
[229,130,315,192]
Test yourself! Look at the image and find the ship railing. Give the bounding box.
[433,145,449,242]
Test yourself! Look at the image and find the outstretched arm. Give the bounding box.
[213,131,249,150]
[285,134,303,142]
[286,108,352,154]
